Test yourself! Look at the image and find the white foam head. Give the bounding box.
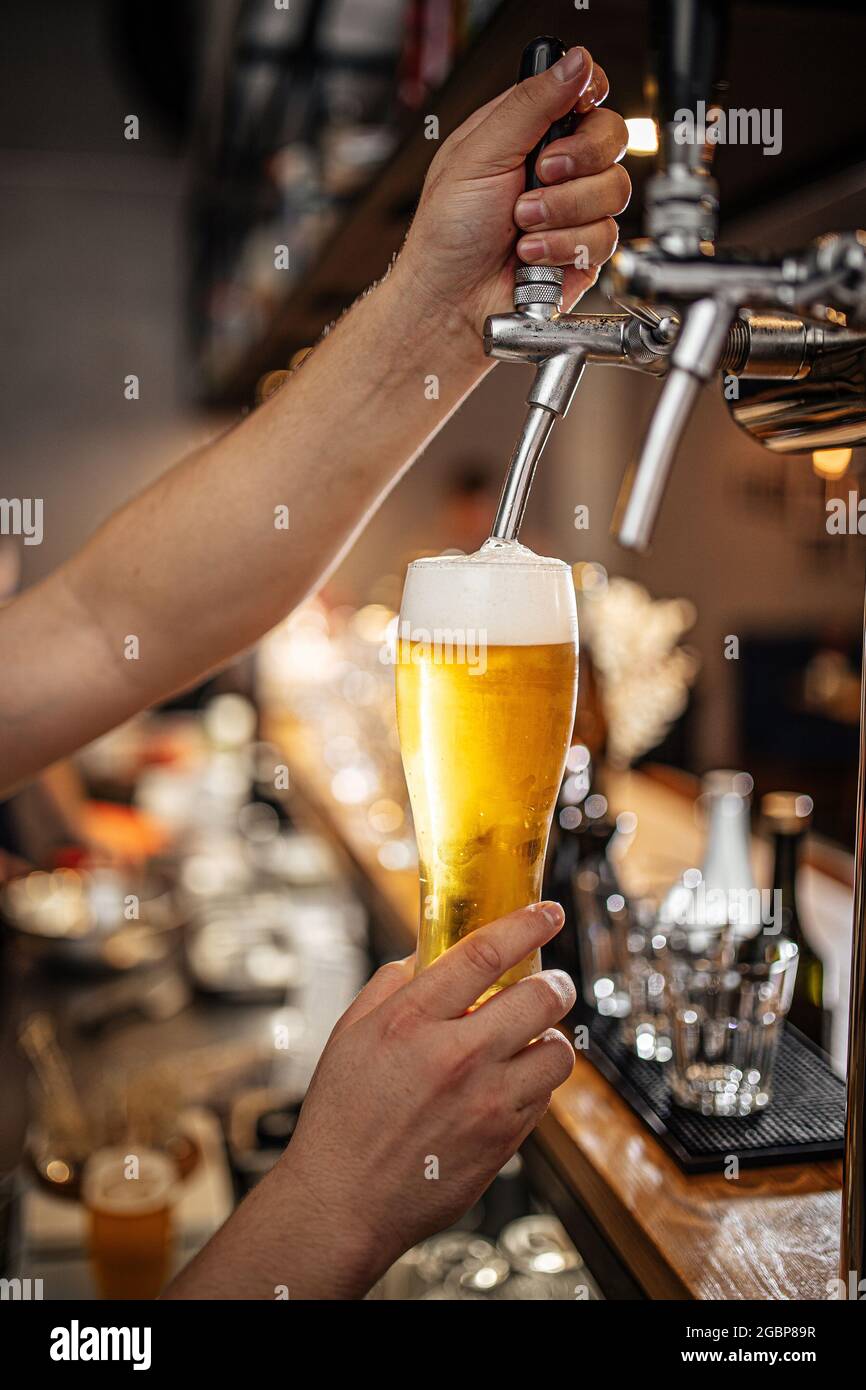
[83,1147,178,1215]
[400,540,578,646]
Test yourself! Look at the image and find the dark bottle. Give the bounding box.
[762,791,830,1053]
[542,761,624,1014]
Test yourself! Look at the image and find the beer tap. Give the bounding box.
[488,33,699,542]
[487,30,866,544]
[489,35,584,543]
[609,235,866,548]
[608,0,866,551]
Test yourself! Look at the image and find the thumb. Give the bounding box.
[458,46,593,177]
[329,954,415,1041]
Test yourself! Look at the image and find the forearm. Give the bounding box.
[162,1150,381,1301]
[70,265,487,671]
[0,264,488,790]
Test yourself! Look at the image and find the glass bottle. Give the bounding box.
[761,791,829,1052]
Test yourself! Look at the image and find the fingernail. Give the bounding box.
[539,153,576,182]
[577,79,600,112]
[540,902,565,928]
[514,194,547,229]
[551,46,588,83]
[517,236,547,262]
[546,969,577,1006]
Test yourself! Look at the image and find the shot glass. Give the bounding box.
[665,929,799,1116]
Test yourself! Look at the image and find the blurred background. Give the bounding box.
[1,0,864,1302]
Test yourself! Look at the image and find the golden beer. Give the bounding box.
[83,1147,177,1300]
[396,545,578,1000]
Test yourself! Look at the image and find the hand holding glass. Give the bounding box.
[396,546,578,1002]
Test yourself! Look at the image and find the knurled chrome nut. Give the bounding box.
[515,264,564,285]
[514,283,564,307]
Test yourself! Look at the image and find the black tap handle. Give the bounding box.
[520,36,578,193]
[650,0,729,129]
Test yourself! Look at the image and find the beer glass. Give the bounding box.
[396,544,578,1000]
[83,1146,177,1299]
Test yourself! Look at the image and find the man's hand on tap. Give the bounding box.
[397,45,630,362]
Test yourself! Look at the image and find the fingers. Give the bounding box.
[517,217,619,271]
[505,1028,576,1111]
[512,107,630,275]
[407,902,565,1020]
[329,955,414,1041]
[457,46,595,176]
[532,106,629,184]
[461,968,577,1060]
[514,165,631,233]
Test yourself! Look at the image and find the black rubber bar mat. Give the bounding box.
[573,1008,846,1173]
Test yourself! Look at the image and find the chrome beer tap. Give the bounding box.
[487,33,866,543]
[488,35,584,543]
[607,0,866,551]
[488,33,693,541]
[608,232,866,549]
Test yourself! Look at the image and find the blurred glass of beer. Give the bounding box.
[83,1146,177,1299]
[396,543,578,1001]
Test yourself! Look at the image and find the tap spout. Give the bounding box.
[614,296,734,550]
[490,405,557,542]
[491,351,586,541]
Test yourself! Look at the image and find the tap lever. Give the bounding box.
[519,37,578,193]
[489,36,584,542]
[513,40,578,315]
[643,0,730,254]
[652,0,729,172]
[616,299,667,332]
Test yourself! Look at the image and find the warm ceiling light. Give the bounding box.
[812,447,852,479]
[625,117,658,155]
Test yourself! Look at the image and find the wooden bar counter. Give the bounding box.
[267,714,848,1301]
